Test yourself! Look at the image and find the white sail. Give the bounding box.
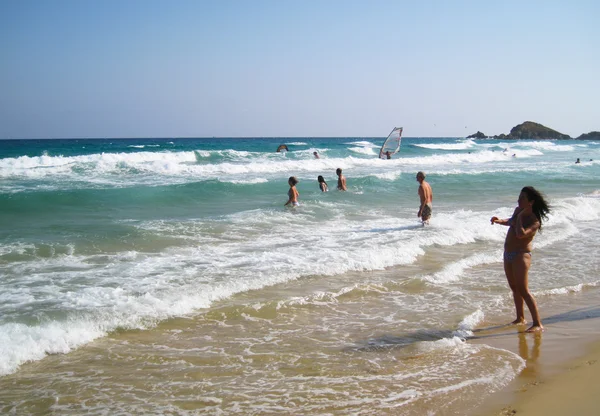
[379,127,403,159]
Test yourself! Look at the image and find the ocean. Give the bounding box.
[1,136,599,414]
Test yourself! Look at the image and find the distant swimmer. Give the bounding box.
[416,171,433,225]
[317,175,328,192]
[313,151,320,159]
[490,186,550,333]
[285,176,300,206]
[575,158,581,164]
[277,144,289,152]
[336,168,347,191]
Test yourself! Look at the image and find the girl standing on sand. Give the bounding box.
[491,186,550,332]
[285,176,300,207]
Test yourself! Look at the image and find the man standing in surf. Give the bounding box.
[491,186,550,333]
[416,171,432,225]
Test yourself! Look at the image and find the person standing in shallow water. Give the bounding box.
[317,175,328,192]
[416,171,432,225]
[336,168,347,191]
[284,176,299,206]
[491,186,550,333]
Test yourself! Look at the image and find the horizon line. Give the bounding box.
[1,135,473,140]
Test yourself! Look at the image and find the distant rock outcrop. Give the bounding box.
[466,131,487,139]
[576,131,600,141]
[494,121,571,140]
[468,122,598,140]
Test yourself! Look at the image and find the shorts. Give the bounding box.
[421,203,432,219]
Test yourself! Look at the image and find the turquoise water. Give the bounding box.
[1,137,600,414]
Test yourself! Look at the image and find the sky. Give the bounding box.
[0,0,598,139]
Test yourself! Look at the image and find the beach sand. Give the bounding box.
[474,297,600,416]
[484,341,600,416]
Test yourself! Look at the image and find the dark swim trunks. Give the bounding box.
[421,203,432,219]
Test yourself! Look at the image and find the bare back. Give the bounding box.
[337,175,347,191]
[418,181,433,205]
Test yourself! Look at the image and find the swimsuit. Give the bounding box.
[421,203,432,219]
[503,251,531,263]
[288,188,299,206]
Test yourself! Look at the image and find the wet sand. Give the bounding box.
[473,296,600,416]
[496,341,599,415]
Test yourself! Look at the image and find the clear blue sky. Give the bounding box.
[1,0,598,138]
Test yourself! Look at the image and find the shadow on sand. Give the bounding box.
[350,306,600,350]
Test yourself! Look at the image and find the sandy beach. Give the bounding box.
[475,298,600,416]
[485,341,600,416]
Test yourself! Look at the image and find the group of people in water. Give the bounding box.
[280,143,550,332]
[285,161,549,333]
[284,168,347,207]
[285,169,433,226]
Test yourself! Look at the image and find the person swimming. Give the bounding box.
[317,175,328,192]
[285,176,300,206]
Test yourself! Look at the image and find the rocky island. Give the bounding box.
[467,121,598,140]
[576,131,600,140]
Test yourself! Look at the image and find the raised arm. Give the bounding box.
[490,207,521,226]
[514,212,540,239]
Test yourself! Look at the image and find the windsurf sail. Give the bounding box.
[379,127,403,159]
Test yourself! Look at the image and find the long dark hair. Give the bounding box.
[521,186,550,228]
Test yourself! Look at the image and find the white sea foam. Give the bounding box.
[0,143,573,193]
[421,252,501,284]
[0,321,105,375]
[511,141,575,152]
[348,146,379,156]
[453,310,485,339]
[537,281,600,297]
[226,178,269,184]
[413,139,476,150]
[371,171,402,180]
[346,141,378,147]
[3,203,541,375]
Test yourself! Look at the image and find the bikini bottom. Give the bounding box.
[504,251,531,263]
